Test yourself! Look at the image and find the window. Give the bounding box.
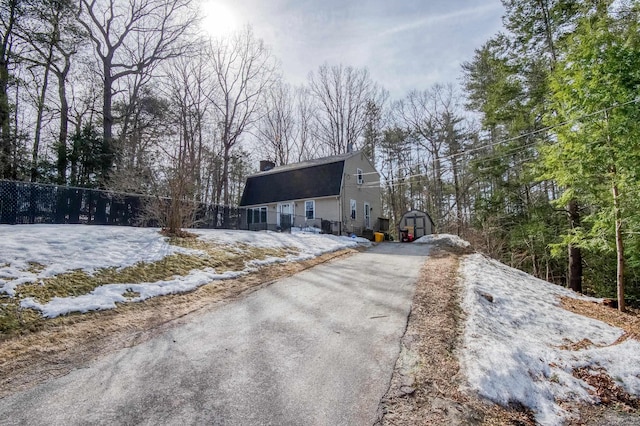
[305,200,315,219]
[248,206,267,224]
[357,168,364,185]
[350,199,356,220]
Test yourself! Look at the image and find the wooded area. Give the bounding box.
[0,0,638,308]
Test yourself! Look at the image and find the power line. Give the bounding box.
[341,98,640,187]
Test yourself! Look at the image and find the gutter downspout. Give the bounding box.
[339,162,346,235]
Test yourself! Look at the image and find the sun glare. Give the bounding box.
[200,1,239,38]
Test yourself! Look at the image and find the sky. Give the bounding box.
[200,0,506,98]
[2,226,639,424]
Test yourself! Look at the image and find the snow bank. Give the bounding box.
[2,225,365,318]
[413,233,471,248]
[460,253,640,425]
[20,268,246,318]
[0,225,193,297]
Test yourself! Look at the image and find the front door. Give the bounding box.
[278,203,293,229]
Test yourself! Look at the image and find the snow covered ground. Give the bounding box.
[0,225,368,318]
[460,252,640,425]
[1,226,638,424]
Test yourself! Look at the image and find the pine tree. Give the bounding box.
[544,4,640,311]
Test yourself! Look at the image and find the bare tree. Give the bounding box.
[308,63,378,155]
[293,85,318,161]
[76,0,197,186]
[207,26,277,205]
[394,84,469,230]
[0,0,24,179]
[16,0,83,183]
[258,80,295,166]
[162,50,214,200]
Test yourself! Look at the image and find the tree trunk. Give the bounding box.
[612,181,625,312]
[222,144,230,206]
[0,53,11,179]
[536,0,557,64]
[56,67,69,184]
[0,0,17,180]
[31,62,53,182]
[567,199,582,293]
[101,63,113,187]
[452,156,462,236]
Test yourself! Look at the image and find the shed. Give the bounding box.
[398,210,435,240]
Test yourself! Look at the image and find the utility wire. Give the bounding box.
[346,97,640,182]
[338,97,640,193]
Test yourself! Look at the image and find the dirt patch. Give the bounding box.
[561,297,640,340]
[560,298,640,424]
[0,248,356,398]
[376,244,535,425]
[573,367,639,410]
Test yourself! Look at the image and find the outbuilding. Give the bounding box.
[398,209,435,241]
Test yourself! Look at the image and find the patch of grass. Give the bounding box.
[1,237,300,338]
[26,262,46,274]
[123,289,140,299]
[0,295,45,337]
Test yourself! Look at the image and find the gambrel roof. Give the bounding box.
[239,152,359,206]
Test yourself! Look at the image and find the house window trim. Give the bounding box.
[248,206,267,224]
[350,199,357,220]
[305,200,315,220]
[356,168,364,185]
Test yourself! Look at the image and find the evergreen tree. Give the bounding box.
[543,3,640,310]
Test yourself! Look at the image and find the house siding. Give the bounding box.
[242,196,341,231]
[341,152,382,233]
[240,151,383,236]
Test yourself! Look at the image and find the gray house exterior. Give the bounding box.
[239,151,382,236]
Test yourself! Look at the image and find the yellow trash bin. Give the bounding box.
[374,232,384,242]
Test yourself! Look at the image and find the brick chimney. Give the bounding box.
[259,160,275,172]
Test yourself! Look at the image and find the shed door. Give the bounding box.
[404,213,427,238]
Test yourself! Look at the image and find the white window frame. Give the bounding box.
[350,199,357,220]
[356,168,364,185]
[248,206,267,224]
[305,200,315,219]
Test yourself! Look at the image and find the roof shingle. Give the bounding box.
[239,160,345,206]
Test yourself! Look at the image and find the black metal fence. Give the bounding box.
[0,180,245,230]
[247,213,342,234]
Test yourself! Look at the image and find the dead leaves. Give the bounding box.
[573,367,639,411]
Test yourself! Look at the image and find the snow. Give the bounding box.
[459,252,640,425]
[1,225,364,318]
[414,233,471,248]
[3,226,639,424]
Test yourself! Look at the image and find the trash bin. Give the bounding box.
[399,228,414,242]
[374,232,384,242]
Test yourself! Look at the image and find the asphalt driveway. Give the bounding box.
[0,242,431,425]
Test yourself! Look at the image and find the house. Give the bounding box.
[239,151,382,236]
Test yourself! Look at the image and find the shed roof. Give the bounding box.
[400,209,435,227]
